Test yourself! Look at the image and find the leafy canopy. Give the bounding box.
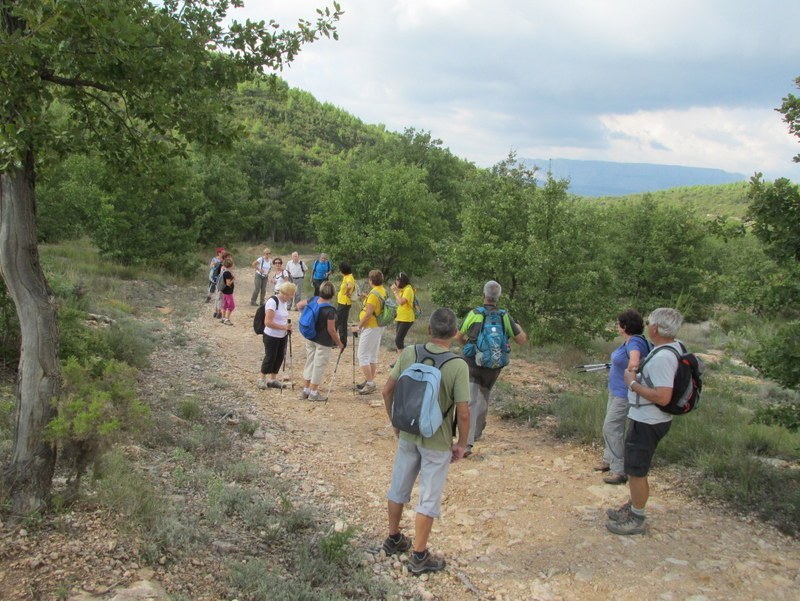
[1,0,342,169]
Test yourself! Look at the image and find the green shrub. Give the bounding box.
[754,401,800,432]
[58,307,111,362]
[746,320,800,390]
[100,318,156,369]
[46,357,150,490]
[319,528,355,565]
[177,398,202,422]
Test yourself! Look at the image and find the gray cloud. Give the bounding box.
[235,0,800,178]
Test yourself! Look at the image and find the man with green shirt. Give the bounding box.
[380,308,471,575]
[456,280,527,456]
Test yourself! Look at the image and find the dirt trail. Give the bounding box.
[203,271,800,601]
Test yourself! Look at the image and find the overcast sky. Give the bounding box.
[231,0,800,181]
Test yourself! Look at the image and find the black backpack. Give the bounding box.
[252,295,278,335]
[639,342,704,415]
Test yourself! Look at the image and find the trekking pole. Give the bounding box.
[325,348,345,404]
[351,325,357,396]
[574,363,611,373]
[288,324,294,391]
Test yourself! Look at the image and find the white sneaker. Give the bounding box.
[257,379,268,390]
[308,391,328,402]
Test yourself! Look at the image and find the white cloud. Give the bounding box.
[596,107,798,178]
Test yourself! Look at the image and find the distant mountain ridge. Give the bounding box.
[521,158,747,197]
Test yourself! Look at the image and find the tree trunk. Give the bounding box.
[0,151,59,514]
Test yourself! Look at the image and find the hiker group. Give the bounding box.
[204,248,702,573]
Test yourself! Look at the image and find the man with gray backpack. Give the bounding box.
[380,308,470,575]
[456,280,527,456]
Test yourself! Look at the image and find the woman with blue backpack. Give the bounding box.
[595,309,651,485]
[296,281,344,401]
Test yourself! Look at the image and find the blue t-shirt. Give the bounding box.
[312,260,332,280]
[608,335,650,398]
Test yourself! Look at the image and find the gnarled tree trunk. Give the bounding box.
[0,151,59,514]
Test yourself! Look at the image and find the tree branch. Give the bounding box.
[39,69,119,94]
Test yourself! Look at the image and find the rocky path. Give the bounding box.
[201,273,800,601]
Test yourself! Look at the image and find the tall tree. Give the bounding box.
[313,158,441,276]
[0,0,340,513]
[435,156,616,345]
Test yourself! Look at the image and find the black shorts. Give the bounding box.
[624,419,671,478]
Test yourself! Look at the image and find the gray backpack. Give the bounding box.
[391,345,458,438]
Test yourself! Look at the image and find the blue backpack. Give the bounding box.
[299,297,332,340]
[392,345,458,438]
[463,307,511,369]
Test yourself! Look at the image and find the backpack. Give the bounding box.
[626,334,653,358]
[253,295,278,335]
[638,342,704,415]
[369,289,396,327]
[462,307,511,369]
[299,297,332,340]
[391,345,459,438]
[209,260,222,283]
[411,287,422,319]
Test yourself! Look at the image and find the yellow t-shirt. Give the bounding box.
[359,285,386,329]
[395,285,415,322]
[337,274,355,305]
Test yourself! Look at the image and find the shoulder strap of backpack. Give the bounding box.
[414,344,458,369]
[368,289,385,313]
[636,344,683,402]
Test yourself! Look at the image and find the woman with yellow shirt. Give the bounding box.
[352,269,387,395]
[336,262,356,350]
[391,272,416,364]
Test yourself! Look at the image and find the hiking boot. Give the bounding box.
[267,380,287,389]
[308,391,328,402]
[382,533,412,556]
[606,501,632,522]
[299,390,310,400]
[224,320,234,326]
[606,512,646,536]
[603,473,628,485]
[257,379,268,390]
[355,380,367,390]
[358,382,377,395]
[593,462,611,472]
[408,550,446,575]
[463,444,474,458]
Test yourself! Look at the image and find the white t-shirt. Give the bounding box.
[627,342,680,425]
[286,259,306,279]
[254,256,270,278]
[272,269,290,293]
[264,296,289,338]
